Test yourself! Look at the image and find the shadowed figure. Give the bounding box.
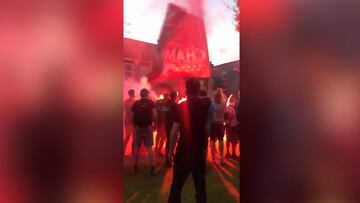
[168,79,211,203]
[16,70,73,203]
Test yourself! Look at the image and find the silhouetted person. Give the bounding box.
[199,88,211,158]
[225,95,239,159]
[209,92,226,163]
[164,90,179,167]
[124,89,136,155]
[132,88,157,175]
[17,70,72,203]
[168,79,211,203]
[155,93,169,157]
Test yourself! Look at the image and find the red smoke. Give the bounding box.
[173,0,204,17]
[187,0,204,17]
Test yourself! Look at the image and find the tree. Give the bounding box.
[222,0,240,32]
[235,0,239,32]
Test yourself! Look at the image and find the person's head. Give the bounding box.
[140,88,150,98]
[128,89,135,98]
[169,90,178,101]
[214,92,223,104]
[185,78,201,97]
[199,88,208,98]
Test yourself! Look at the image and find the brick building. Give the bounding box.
[123,38,162,82]
[211,60,240,95]
[123,37,239,96]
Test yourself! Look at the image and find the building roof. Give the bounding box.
[212,60,240,76]
[123,38,162,66]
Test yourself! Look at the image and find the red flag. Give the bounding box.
[155,4,210,82]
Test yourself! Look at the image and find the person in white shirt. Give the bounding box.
[225,96,239,159]
[209,92,226,163]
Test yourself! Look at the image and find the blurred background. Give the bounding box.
[0,1,123,203]
[241,0,360,203]
[7,0,360,202]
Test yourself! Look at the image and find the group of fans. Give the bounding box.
[124,79,239,202]
[124,84,240,175]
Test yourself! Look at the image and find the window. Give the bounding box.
[138,63,150,78]
[124,62,134,80]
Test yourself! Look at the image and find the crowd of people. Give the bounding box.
[124,83,240,173]
[124,79,239,203]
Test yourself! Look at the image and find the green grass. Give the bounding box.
[124,151,239,203]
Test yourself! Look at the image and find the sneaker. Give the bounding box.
[133,165,138,174]
[219,158,224,165]
[149,166,156,176]
[232,154,237,160]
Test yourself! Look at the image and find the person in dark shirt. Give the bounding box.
[164,90,179,167]
[199,88,211,104]
[17,70,73,203]
[199,88,212,158]
[155,93,169,157]
[131,88,158,175]
[124,89,136,155]
[168,79,211,203]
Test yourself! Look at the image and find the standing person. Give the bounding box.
[225,110,232,158]
[155,93,169,157]
[209,92,226,164]
[168,79,211,203]
[225,96,239,159]
[235,91,240,143]
[224,94,232,158]
[124,89,136,156]
[164,90,179,167]
[199,88,211,103]
[199,88,211,159]
[132,88,158,175]
[17,71,73,203]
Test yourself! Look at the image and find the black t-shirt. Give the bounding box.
[155,99,167,123]
[174,97,211,161]
[132,98,155,127]
[165,100,179,130]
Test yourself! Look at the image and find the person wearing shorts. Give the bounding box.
[209,92,226,163]
[132,88,157,175]
[225,96,239,160]
[133,126,153,149]
[210,124,225,143]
